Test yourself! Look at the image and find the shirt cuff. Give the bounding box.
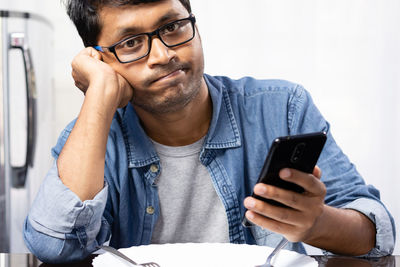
[324,198,395,257]
[28,160,108,239]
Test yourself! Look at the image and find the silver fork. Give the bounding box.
[255,237,289,267]
[98,245,160,267]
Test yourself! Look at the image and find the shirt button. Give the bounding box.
[150,164,159,173]
[146,206,155,215]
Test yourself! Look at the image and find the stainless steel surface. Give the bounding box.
[9,31,37,188]
[99,246,160,267]
[0,9,54,260]
[0,15,4,253]
[0,13,11,254]
[0,254,38,267]
[0,254,7,267]
[255,237,289,267]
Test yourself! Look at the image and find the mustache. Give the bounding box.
[143,62,190,86]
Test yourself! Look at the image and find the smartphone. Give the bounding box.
[242,131,327,226]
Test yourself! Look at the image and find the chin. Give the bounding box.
[134,83,200,114]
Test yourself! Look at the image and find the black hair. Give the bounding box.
[64,0,192,47]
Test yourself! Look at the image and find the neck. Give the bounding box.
[135,78,212,146]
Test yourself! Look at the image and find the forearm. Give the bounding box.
[58,82,118,201]
[304,205,376,256]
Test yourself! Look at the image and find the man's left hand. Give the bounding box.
[244,166,326,243]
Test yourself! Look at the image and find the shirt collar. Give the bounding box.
[119,74,241,168]
[203,74,241,150]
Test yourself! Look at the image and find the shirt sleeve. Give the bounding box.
[23,160,111,263]
[340,198,395,257]
[288,85,396,256]
[23,119,113,263]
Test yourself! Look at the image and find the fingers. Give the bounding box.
[249,167,326,210]
[115,74,134,108]
[244,197,324,242]
[87,47,103,61]
[71,67,89,93]
[313,166,322,179]
[244,167,326,241]
[244,167,326,220]
[249,183,316,213]
[244,196,300,225]
[244,209,296,234]
[70,47,134,108]
[75,46,102,61]
[71,47,106,93]
[72,47,104,71]
[279,168,326,196]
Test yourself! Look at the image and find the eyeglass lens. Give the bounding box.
[115,18,194,63]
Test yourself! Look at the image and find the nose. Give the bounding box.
[147,38,176,67]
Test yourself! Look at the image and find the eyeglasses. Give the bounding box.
[94,15,196,64]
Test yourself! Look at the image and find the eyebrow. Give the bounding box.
[115,10,184,39]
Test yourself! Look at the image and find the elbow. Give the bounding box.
[23,219,91,264]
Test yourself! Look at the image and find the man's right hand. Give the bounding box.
[58,48,133,201]
[71,47,133,109]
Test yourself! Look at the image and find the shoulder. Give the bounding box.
[205,74,310,109]
[205,74,307,100]
[205,74,323,136]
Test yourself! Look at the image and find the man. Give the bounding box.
[24,0,395,263]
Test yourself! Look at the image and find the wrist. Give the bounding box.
[302,204,329,244]
[303,205,376,255]
[85,78,121,112]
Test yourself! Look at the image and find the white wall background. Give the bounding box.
[2,0,399,254]
[194,0,400,254]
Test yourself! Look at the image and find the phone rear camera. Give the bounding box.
[290,143,306,163]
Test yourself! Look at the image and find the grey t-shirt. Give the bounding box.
[150,137,230,244]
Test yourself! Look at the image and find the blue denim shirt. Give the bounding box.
[24,74,395,263]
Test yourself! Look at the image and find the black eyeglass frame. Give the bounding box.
[94,14,196,64]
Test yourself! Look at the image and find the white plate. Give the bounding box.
[93,242,318,267]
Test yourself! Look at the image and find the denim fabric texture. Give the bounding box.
[23,74,395,263]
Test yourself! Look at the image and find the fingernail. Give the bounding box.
[246,211,255,220]
[255,185,266,195]
[281,168,291,178]
[245,198,256,208]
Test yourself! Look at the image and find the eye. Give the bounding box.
[123,37,140,48]
[117,35,146,52]
[161,21,181,35]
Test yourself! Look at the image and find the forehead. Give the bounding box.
[98,0,189,45]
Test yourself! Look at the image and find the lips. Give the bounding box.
[152,68,185,84]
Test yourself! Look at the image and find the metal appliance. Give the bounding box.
[0,9,54,261]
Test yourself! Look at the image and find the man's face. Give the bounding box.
[97,0,205,114]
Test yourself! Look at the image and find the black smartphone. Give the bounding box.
[243,132,327,226]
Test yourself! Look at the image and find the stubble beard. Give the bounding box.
[131,65,204,115]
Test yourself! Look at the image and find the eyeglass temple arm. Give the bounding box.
[93,45,104,52]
